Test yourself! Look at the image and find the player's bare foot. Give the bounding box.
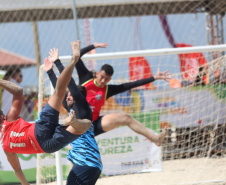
[154,127,168,146]
[63,110,91,134]
[71,40,80,63]
[62,110,76,126]
[70,118,92,135]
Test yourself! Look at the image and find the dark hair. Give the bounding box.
[100,64,114,76]
[3,67,21,80]
[77,85,87,98]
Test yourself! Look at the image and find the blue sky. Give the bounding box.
[0,13,225,88]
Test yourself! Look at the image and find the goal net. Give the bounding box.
[37,45,226,184]
[0,0,226,184]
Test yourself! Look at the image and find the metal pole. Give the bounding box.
[56,151,63,185]
[36,66,44,185]
[32,22,41,78]
[72,0,80,40]
[220,14,225,56]
[205,13,211,63]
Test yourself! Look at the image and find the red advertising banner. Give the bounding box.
[176,43,209,84]
[129,57,156,89]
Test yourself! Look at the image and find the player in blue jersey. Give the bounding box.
[44,48,102,185]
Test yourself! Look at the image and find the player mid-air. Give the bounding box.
[0,40,92,184]
[47,42,171,146]
[45,47,102,185]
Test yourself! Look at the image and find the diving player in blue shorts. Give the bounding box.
[45,48,102,185]
[0,40,93,184]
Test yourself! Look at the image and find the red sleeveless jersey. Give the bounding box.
[83,79,108,121]
[0,118,44,154]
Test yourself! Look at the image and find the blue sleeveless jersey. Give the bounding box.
[67,124,102,171]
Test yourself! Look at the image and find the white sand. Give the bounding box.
[96,158,226,185]
[39,157,226,185]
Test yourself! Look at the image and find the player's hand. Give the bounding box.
[44,58,53,72]
[94,42,108,48]
[154,68,172,82]
[48,48,59,63]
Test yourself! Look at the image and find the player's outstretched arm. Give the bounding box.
[45,56,69,112]
[48,48,59,63]
[48,48,66,74]
[0,79,23,121]
[80,42,108,57]
[0,79,23,97]
[76,42,108,84]
[93,42,108,48]
[154,68,172,81]
[5,151,30,185]
[44,57,54,72]
[106,68,171,99]
[44,58,57,88]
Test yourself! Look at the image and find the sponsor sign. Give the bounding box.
[0,146,71,183]
[102,86,226,128]
[0,126,161,183]
[96,127,162,175]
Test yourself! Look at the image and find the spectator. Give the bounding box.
[21,85,38,121]
[193,66,206,86]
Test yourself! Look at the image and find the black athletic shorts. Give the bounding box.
[93,116,105,136]
[67,164,101,185]
[35,103,80,153]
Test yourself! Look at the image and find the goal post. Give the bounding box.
[37,65,65,185]
[37,44,226,184]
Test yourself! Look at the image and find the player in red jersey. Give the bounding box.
[47,43,171,147]
[0,41,92,185]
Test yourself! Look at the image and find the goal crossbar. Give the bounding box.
[59,44,226,62]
